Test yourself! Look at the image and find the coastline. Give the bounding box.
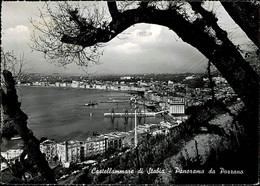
[17,84,138,94]
[3,86,162,150]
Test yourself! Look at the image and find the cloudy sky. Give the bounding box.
[1,1,253,75]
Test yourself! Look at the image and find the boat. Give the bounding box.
[84,101,98,106]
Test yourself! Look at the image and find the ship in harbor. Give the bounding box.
[84,101,98,106]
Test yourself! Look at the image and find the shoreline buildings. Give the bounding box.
[39,119,187,166]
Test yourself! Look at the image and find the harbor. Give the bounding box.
[3,86,163,146]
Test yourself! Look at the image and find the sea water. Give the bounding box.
[7,86,162,144]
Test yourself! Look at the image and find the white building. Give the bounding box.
[83,137,106,157]
[60,82,68,87]
[55,82,60,87]
[120,85,131,91]
[168,97,186,115]
[56,140,84,164]
[79,83,86,88]
[71,81,80,88]
[85,84,92,89]
[1,149,23,163]
[120,76,133,80]
[32,81,41,86]
[95,84,103,89]
[169,103,185,114]
[40,140,57,163]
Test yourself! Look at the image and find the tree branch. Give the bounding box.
[139,1,149,9]
[107,1,119,20]
[68,8,87,31]
[189,2,228,41]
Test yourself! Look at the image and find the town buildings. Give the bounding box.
[1,149,23,163]
[14,73,237,168]
[40,139,57,163]
[1,149,23,171]
[38,119,186,167]
[168,98,186,115]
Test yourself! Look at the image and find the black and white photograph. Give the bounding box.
[1,1,259,184]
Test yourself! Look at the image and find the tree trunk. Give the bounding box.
[221,2,259,47]
[207,61,215,101]
[1,70,56,184]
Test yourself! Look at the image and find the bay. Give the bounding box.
[12,86,162,143]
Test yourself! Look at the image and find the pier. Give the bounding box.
[100,100,130,103]
[104,111,166,118]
